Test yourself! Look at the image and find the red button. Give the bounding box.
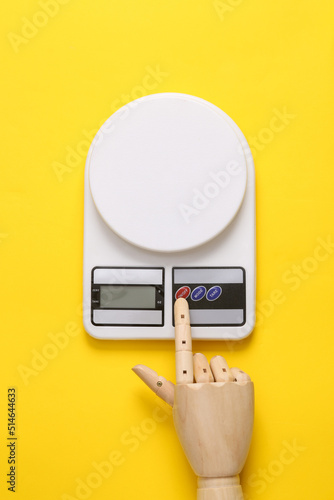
[175,286,191,300]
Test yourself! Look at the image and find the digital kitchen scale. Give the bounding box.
[83,93,255,340]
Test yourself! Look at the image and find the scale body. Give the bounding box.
[83,93,255,340]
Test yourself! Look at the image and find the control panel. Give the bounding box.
[172,267,246,326]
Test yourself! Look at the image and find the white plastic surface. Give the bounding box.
[89,94,247,252]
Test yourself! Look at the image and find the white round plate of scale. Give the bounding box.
[88,94,248,253]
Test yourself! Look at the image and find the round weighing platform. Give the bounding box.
[89,93,247,253]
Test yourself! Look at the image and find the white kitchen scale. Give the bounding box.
[83,93,255,340]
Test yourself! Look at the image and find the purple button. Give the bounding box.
[191,286,206,301]
[206,286,222,301]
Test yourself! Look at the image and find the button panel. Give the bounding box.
[172,267,246,326]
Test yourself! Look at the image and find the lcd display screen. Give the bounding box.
[99,285,156,309]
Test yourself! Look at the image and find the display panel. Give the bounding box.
[100,285,156,309]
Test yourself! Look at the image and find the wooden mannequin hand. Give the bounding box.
[133,298,254,500]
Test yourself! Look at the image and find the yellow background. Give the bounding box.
[1,1,334,499]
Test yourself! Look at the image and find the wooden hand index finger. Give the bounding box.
[174,298,194,384]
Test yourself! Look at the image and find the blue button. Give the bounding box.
[191,286,206,301]
[206,286,222,301]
